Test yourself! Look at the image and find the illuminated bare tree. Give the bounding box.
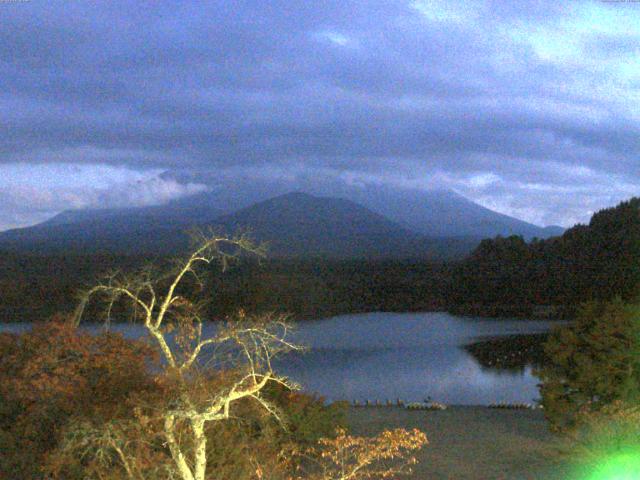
[73,232,302,480]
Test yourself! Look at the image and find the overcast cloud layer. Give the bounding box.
[1,0,639,230]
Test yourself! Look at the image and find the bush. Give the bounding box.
[0,318,157,479]
[0,319,347,480]
[536,299,640,432]
[558,401,640,478]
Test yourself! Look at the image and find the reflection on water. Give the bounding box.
[274,312,562,405]
[0,311,564,405]
[463,333,550,373]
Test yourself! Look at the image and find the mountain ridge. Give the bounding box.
[0,192,480,259]
[29,186,563,239]
[0,188,565,259]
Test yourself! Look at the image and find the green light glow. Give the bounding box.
[586,452,640,480]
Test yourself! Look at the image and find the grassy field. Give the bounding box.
[347,406,576,480]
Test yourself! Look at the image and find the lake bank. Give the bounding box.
[447,303,576,320]
[347,406,574,479]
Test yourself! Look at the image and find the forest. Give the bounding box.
[1,197,638,323]
[449,197,640,317]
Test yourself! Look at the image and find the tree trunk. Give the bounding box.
[164,414,195,480]
[193,419,208,480]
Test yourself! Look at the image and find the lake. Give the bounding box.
[0,311,564,405]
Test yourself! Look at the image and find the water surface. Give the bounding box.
[275,312,560,405]
[0,312,563,405]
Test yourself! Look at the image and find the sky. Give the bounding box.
[1,0,639,231]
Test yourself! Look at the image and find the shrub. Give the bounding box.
[0,318,157,479]
[537,299,640,432]
[559,401,640,478]
[0,319,347,480]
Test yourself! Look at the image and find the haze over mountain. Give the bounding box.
[30,179,563,239]
[0,192,481,259]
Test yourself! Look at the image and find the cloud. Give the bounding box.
[0,163,208,230]
[410,0,485,24]
[1,0,639,227]
[313,30,355,47]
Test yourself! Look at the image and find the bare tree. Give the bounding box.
[73,232,302,480]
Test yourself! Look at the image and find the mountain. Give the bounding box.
[24,175,564,242]
[210,192,477,259]
[160,172,565,240]
[0,193,478,259]
[347,188,565,240]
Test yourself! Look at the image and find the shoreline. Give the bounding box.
[347,405,573,479]
[0,305,575,324]
[448,303,575,320]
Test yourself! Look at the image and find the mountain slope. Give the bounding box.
[323,186,564,240]
[0,193,478,259]
[161,172,564,239]
[41,196,226,228]
[210,192,477,259]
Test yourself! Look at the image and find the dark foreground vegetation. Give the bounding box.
[2,197,638,323]
[0,235,429,480]
[0,253,453,322]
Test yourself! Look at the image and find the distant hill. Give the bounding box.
[0,192,478,260]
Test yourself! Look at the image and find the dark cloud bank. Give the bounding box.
[1,0,639,230]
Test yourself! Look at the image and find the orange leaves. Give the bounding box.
[1,320,156,413]
[0,317,159,478]
[294,427,428,480]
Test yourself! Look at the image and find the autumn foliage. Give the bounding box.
[292,427,428,480]
[1,235,428,479]
[0,318,427,480]
[537,299,640,432]
[0,318,345,479]
[0,317,158,478]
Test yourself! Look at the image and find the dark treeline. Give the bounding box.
[464,333,550,372]
[449,197,640,317]
[0,253,152,322]
[208,258,453,319]
[0,252,454,322]
[1,197,638,322]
